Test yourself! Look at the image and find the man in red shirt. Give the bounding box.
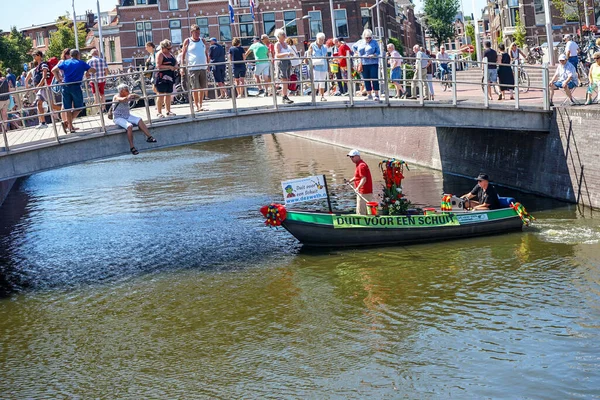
[347,149,373,215]
[334,38,352,95]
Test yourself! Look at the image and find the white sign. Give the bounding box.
[281,175,328,205]
[456,213,489,224]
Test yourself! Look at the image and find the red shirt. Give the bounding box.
[354,160,373,194]
[336,44,352,68]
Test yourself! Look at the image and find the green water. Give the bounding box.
[0,134,598,398]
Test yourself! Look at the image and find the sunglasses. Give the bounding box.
[366,37,372,40]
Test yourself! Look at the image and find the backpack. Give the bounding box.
[0,79,9,101]
[46,57,59,85]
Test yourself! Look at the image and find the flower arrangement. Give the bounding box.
[260,204,287,227]
[378,159,412,215]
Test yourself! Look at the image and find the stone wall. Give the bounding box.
[0,179,16,208]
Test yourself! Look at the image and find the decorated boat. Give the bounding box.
[261,160,534,248]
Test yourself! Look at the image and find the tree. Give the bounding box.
[388,37,404,56]
[46,15,87,59]
[465,21,477,60]
[551,0,584,38]
[423,0,460,48]
[0,27,33,74]
[513,12,526,48]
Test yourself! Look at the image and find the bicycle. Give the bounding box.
[438,65,451,91]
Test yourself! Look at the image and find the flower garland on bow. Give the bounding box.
[441,194,453,211]
[378,159,411,215]
[260,204,287,227]
[510,202,535,226]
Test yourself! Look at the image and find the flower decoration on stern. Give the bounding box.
[378,159,413,215]
[260,204,287,227]
[510,202,535,226]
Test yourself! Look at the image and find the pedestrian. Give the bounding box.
[87,48,110,113]
[208,38,228,99]
[144,41,158,96]
[155,39,178,118]
[425,49,435,100]
[410,45,429,100]
[333,37,351,96]
[585,52,600,105]
[245,36,271,96]
[180,25,209,112]
[483,40,498,101]
[111,84,157,155]
[30,50,53,129]
[19,71,26,87]
[497,43,514,100]
[229,37,247,98]
[346,149,374,215]
[308,32,329,101]
[51,49,96,133]
[564,34,580,69]
[352,29,381,101]
[0,71,13,132]
[273,28,294,104]
[387,43,403,98]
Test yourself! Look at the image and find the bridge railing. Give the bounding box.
[1,55,553,155]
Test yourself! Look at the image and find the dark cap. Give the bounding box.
[475,173,490,181]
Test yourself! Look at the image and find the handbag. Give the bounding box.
[312,58,326,67]
[330,62,339,74]
[107,102,116,120]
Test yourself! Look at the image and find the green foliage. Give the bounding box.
[423,0,460,47]
[47,16,87,59]
[551,0,583,23]
[513,12,526,48]
[464,21,477,60]
[388,37,404,56]
[0,27,33,74]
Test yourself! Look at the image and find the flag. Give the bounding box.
[228,0,235,23]
[250,0,255,20]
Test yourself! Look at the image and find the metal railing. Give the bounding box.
[0,55,554,155]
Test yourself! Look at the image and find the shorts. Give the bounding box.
[212,65,226,83]
[62,84,84,110]
[390,67,402,83]
[233,68,246,79]
[313,70,327,89]
[278,59,292,79]
[189,69,207,90]
[90,81,106,95]
[554,80,576,90]
[114,114,142,130]
[254,62,270,77]
[35,87,49,103]
[568,56,578,69]
[487,68,498,83]
[0,100,8,113]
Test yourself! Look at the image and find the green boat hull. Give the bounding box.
[281,208,524,248]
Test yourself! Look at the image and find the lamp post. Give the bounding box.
[282,14,311,32]
[367,0,385,39]
[329,0,336,38]
[543,0,554,65]
[72,0,79,51]
[97,0,104,58]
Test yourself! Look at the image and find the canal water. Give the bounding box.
[0,134,599,398]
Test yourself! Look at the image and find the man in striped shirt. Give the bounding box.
[88,48,110,112]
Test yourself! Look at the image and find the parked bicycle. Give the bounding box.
[526,46,544,65]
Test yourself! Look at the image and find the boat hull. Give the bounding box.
[281,209,524,248]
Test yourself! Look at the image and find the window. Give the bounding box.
[170,20,182,44]
[263,12,276,37]
[308,11,322,39]
[284,11,297,36]
[169,0,178,10]
[361,8,371,31]
[564,1,579,22]
[239,14,255,38]
[36,32,44,47]
[508,0,519,26]
[240,0,249,6]
[136,0,146,4]
[334,9,348,37]
[196,17,210,38]
[109,40,116,62]
[219,16,232,41]
[136,22,153,47]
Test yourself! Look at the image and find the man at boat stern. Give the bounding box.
[346,149,374,215]
[461,173,500,210]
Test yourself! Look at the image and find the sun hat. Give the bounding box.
[558,54,567,61]
[475,173,489,181]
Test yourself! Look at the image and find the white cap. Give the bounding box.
[347,149,360,157]
[559,54,567,61]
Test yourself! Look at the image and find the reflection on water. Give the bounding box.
[0,134,599,398]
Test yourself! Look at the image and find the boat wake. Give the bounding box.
[534,219,600,245]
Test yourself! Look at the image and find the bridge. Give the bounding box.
[0,61,569,181]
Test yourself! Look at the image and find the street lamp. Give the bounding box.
[282,14,311,30]
[543,0,554,65]
[368,0,387,39]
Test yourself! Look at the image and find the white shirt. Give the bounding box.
[565,40,580,58]
[416,50,429,69]
[187,38,207,70]
[389,50,403,69]
[436,51,450,62]
[554,61,578,85]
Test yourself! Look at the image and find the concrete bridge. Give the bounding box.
[0,94,552,181]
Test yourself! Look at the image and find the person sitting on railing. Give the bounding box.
[352,29,381,102]
[51,49,96,134]
[585,52,600,105]
[549,54,578,106]
[436,46,450,80]
[308,33,329,102]
[111,84,157,156]
[387,43,404,98]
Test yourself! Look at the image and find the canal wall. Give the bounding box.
[289,107,599,209]
[0,178,16,207]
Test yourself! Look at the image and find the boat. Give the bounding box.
[261,159,534,248]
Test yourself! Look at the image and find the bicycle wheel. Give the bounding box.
[578,62,590,86]
[481,77,499,96]
[519,70,530,93]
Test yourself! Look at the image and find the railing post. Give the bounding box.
[542,63,550,111]
[382,54,389,105]
[483,57,489,108]
[228,59,238,115]
[452,58,457,106]
[347,53,354,107]
[418,59,424,106]
[402,63,407,95]
[1,119,9,153]
[514,61,520,109]
[46,86,61,141]
[93,76,107,135]
[269,58,278,110]
[140,68,153,126]
[309,58,317,106]
[184,66,195,118]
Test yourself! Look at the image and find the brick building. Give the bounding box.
[20,12,96,55]
[90,9,124,69]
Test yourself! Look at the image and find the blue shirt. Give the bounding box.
[209,43,226,63]
[57,59,91,83]
[352,39,380,65]
[310,43,329,72]
[6,73,16,88]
